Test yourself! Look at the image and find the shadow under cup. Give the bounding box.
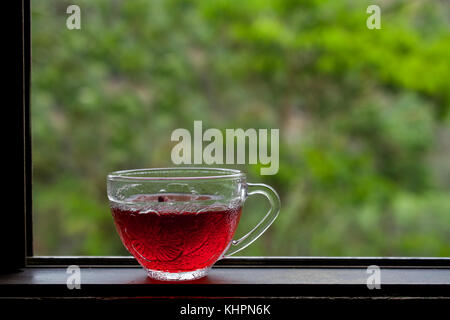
[107,168,280,281]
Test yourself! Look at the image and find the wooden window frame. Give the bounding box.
[2,0,449,302]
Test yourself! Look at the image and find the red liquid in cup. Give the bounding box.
[111,194,242,273]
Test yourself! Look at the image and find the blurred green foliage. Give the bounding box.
[32,0,450,256]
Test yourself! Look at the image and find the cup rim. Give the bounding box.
[107,167,245,181]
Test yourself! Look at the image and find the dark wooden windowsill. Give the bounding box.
[1,257,449,300]
[1,257,449,313]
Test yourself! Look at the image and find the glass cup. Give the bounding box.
[107,168,280,281]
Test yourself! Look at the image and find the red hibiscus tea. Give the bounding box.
[107,168,280,281]
[110,194,242,273]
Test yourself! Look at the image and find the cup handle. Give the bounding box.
[224,182,281,257]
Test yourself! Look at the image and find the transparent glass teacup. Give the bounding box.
[107,168,280,281]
